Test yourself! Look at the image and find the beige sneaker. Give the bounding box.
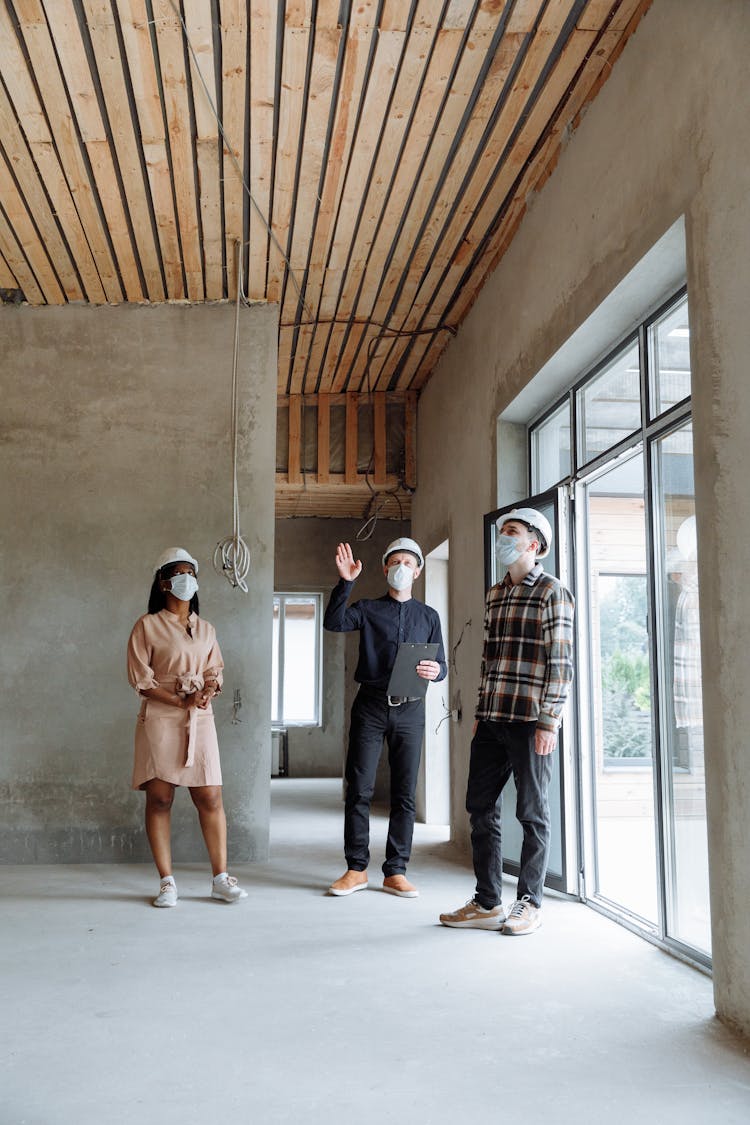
[383,874,418,898]
[439,898,505,929]
[502,895,541,935]
[328,869,369,896]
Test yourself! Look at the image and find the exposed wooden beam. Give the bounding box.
[317,393,330,483]
[373,391,386,484]
[345,391,358,484]
[288,393,302,484]
[404,390,417,489]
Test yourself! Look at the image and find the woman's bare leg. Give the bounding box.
[144,779,176,878]
[189,785,227,876]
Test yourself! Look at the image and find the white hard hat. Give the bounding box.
[497,508,552,559]
[382,537,424,568]
[154,547,199,574]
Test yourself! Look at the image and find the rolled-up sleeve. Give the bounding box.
[203,633,224,692]
[127,619,159,693]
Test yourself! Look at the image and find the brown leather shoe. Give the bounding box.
[382,874,419,898]
[328,869,369,896]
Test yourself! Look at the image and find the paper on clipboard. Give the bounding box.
[386,642,439,699]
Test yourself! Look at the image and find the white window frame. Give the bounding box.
[272,592,323,728]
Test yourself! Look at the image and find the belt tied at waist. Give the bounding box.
[175,675,205,768]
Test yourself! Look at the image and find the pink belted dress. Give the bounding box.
[127,609,224,789]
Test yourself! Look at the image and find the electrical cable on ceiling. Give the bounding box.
[213,241,251,593]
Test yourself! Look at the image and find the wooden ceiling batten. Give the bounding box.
[37,0,147,302]
[398,0,653,384]
[282,22,343,394]
[82,0,165,302]
[319,5,456,396]
[316,3,438,397]
[0,153,65,303]
[0,0,119,302]
[0,83,83,301]
[151,0,204,301]
[301,16,381,394]
[0,250,18,290]
[183,0,223,301]
[0,205,45,304]
[117,0,185,299]
[220,0,248,301]
[362,5,515,391]
[248,0,277,301]
[376,0,591,391]
[0,0,651,518]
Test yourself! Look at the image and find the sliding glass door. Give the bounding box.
[579,452,658,925]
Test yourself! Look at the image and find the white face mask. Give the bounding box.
[497,534,525,567]
[168,573,199,602]
[387,563,414,592]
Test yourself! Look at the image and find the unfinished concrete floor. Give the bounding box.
[1,778,749,1125]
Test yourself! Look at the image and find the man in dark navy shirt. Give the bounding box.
[324,538,447,898]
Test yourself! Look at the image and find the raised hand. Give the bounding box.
[335,542,363,582]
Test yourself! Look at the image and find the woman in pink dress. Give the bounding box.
[127,547,247,908]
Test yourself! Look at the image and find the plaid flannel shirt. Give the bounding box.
[475,564,575,732]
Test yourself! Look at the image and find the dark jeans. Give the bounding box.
[344,688,425,877]
[466,719,553,909]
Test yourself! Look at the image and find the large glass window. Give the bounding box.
[653,421,709,954]
[272,594,322,726]
[527,288,709,966]
[585,454,657,923]
[577,340,640,464]
[531,400,572,492]
[649,301,691,418]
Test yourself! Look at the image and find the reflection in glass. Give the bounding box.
[578,341,641,465]
[649,297,691,418]
[586,453,658,923]
[656,422,710,954]
[531,400,571,492]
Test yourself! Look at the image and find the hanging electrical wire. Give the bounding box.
[213,241,251,592]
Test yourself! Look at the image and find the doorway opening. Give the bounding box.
[417,540,451,826]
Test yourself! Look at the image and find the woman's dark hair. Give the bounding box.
[148,562,200,616]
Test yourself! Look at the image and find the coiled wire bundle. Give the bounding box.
[213,242,251,593]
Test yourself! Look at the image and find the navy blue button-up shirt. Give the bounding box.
[324,579,447,690]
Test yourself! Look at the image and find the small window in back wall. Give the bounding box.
[272,594,322,726]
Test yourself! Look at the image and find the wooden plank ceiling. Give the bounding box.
[0,0,651,519]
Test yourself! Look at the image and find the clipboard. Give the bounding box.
[386,642,439,699]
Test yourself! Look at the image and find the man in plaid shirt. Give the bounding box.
[440,507,574,936]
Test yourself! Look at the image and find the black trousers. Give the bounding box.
[344,688,425,877]
[466,719,553,909]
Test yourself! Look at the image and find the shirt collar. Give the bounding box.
[502,562,544,589]
[162,608,197,624]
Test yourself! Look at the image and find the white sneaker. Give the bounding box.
[502,895,541,935]
[211,875,248,903]
[153,880,177,908]
[439,898,505,929]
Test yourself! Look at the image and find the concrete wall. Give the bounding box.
[0,303,277,864]
[274,517,410,779]
[412,0,750,1036]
